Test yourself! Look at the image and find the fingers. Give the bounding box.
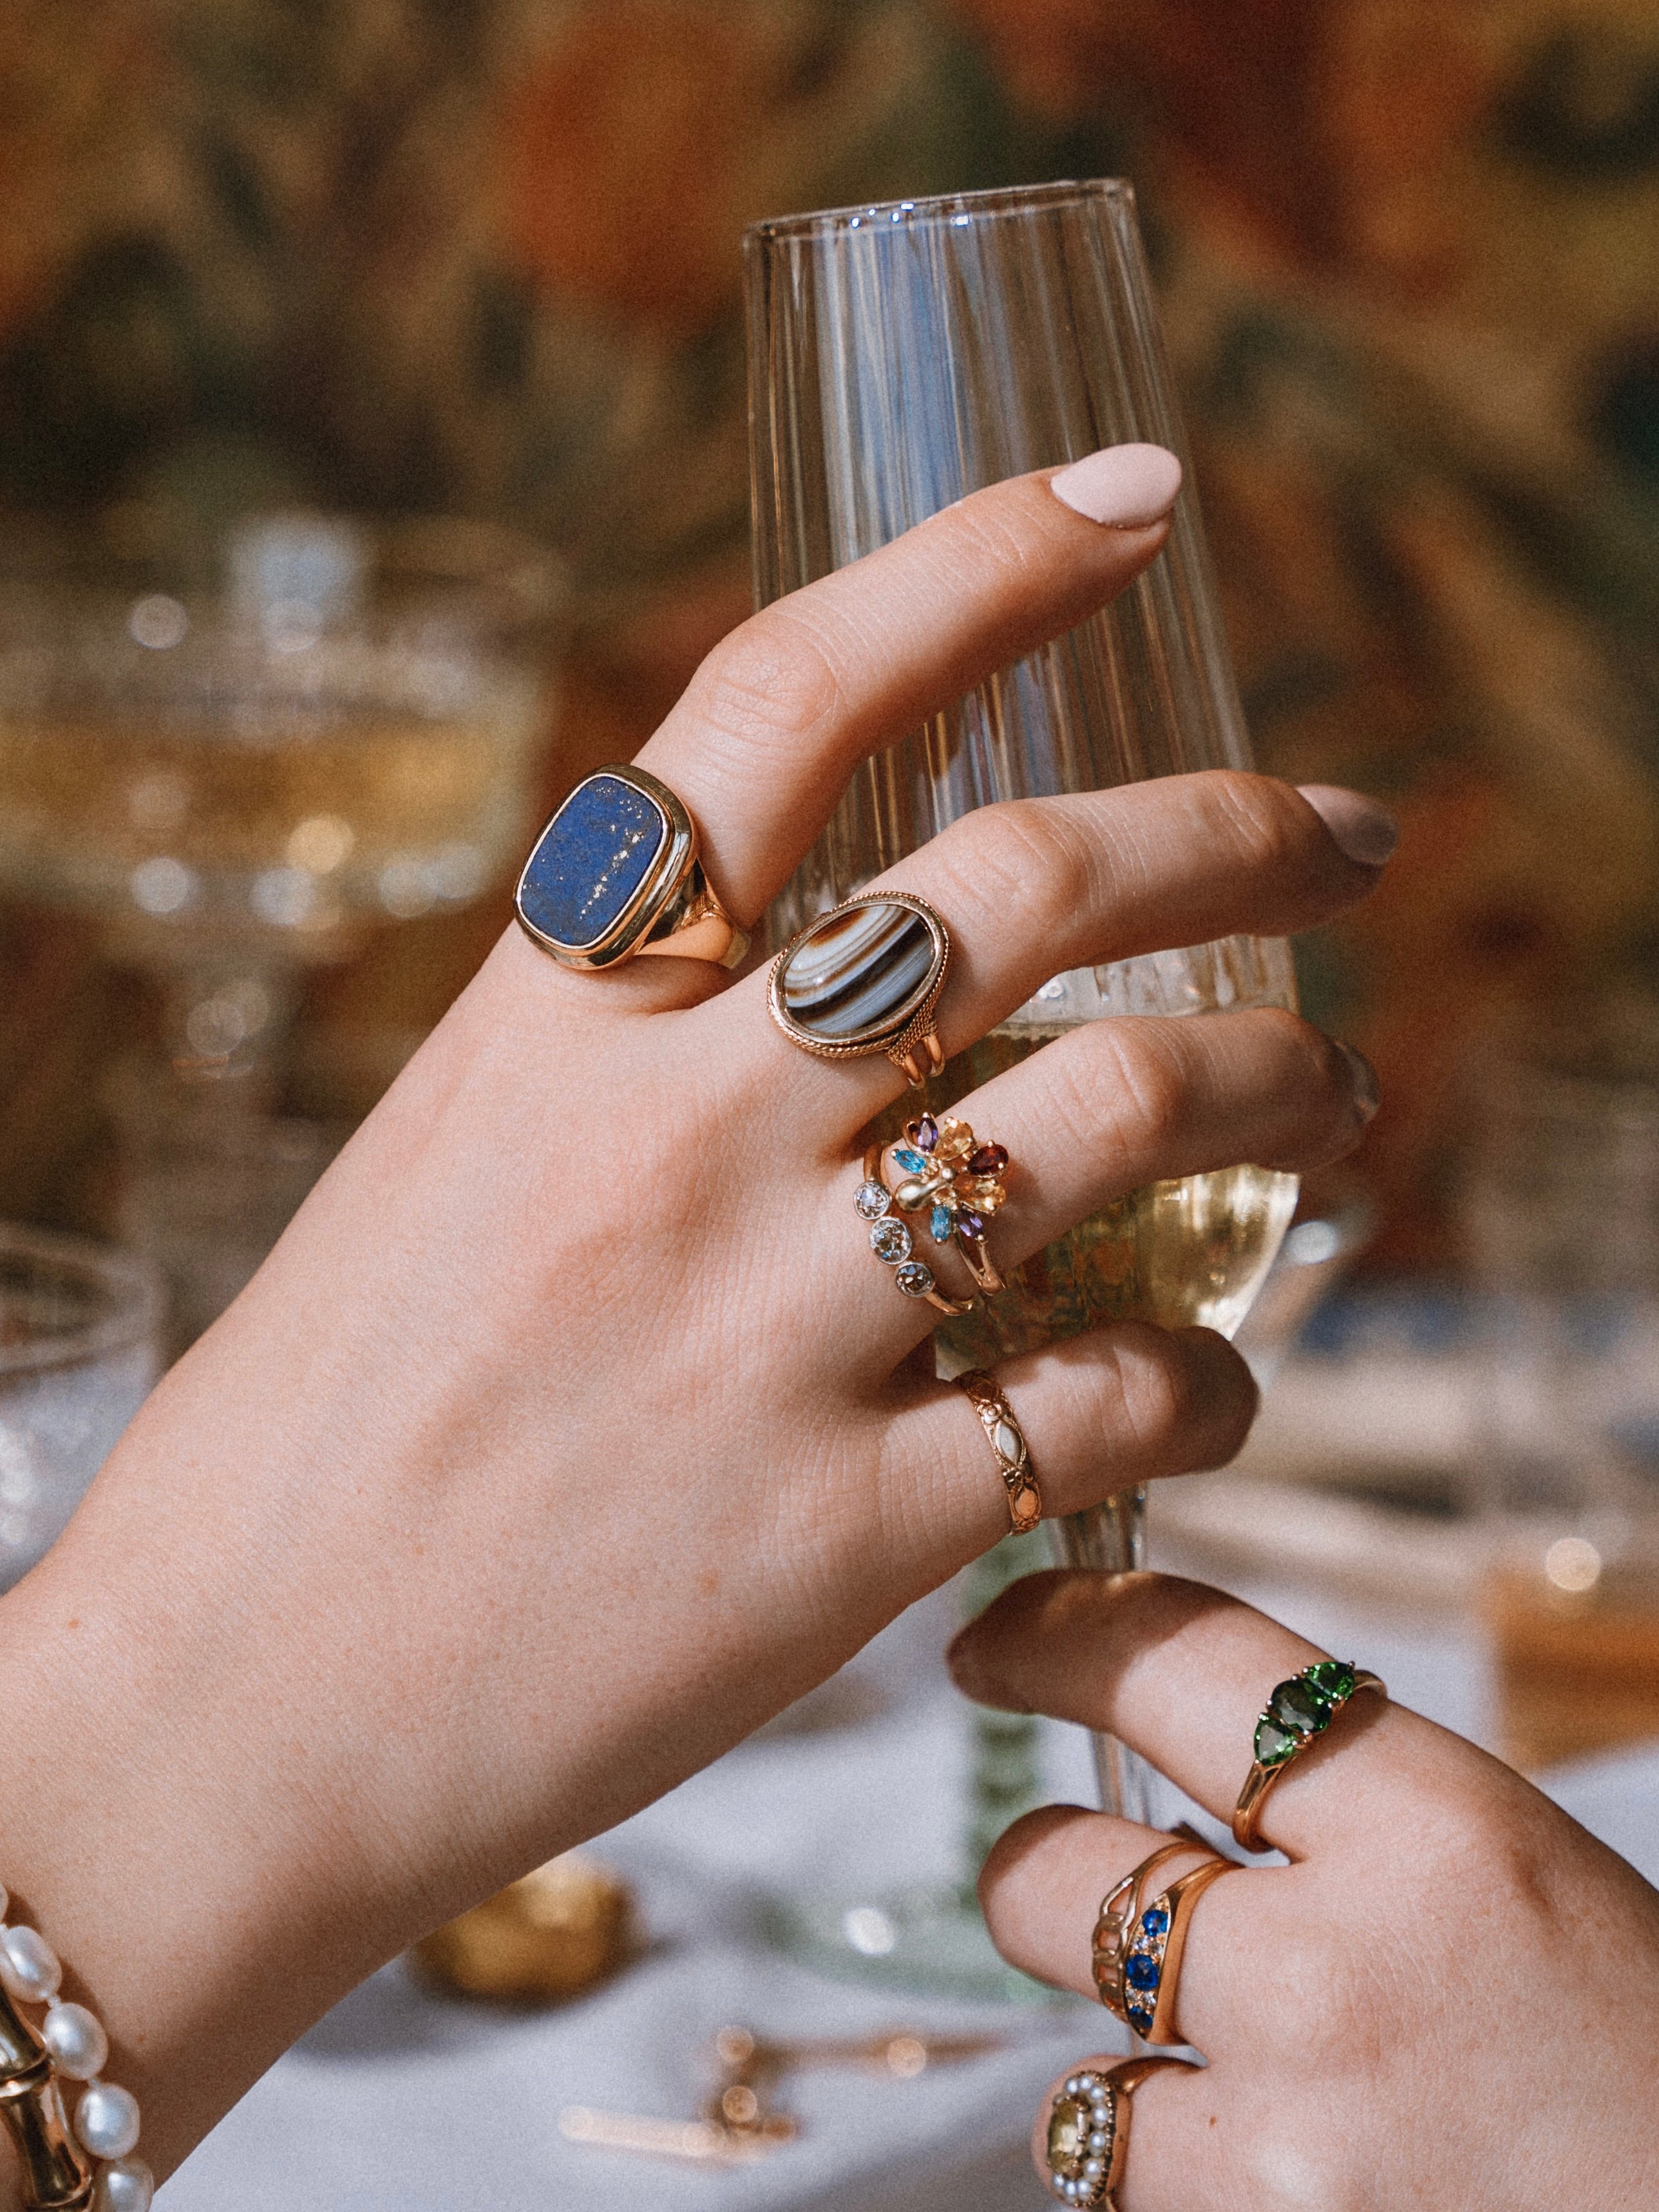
[939,1006,1374,1280]
[701,770,1390,1134]
[947,1570,1459,1857]
[979,1805,1255,2048]
[879,1327,1256,1574]
[637,453,1182,922]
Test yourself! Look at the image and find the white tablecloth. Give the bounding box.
[156,1574,1659,2211]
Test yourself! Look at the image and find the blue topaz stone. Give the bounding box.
[517,772,668,953]
[893,1147,929,1175]
[929,1203,955,1243]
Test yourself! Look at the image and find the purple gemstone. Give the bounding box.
[915,1114,938,1152]
[956,1211,986,1240]
[967,1143,1009,1178]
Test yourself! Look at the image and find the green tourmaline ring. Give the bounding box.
[1231,1659,1386,1851]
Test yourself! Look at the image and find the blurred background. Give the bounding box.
[1,5,1657,2204]
[3,0,1656,1266]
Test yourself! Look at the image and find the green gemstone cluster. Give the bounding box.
[1252,1660,1359,1769]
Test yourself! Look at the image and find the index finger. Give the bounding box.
[636,445,1183,924]
[947,1570,1477,1859]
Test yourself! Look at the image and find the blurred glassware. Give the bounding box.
[1461,1006,1659,1772]
[0,1222,163,1591]
[0,511,561,1346]
[747,180,1296,1993]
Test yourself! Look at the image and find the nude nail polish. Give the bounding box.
[1296,785,1399,868]
[1049,443,1183,528]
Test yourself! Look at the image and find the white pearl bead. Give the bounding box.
[74,2081,141,2160]
[43,2000,108,2079]
[91,2157,154,2212]
[0,1924,61,2003]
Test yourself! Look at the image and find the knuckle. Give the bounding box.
[1105,1325,1195,1453]
[1091,1025,1193,1161]
[936,801,1095,945]
[1200,770,1311,875]
[690,607,847,746]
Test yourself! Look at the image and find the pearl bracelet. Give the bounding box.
[0,1885,150,2211]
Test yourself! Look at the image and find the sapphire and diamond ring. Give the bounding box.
[1090,1836,1197,2023]
[1040,2056,1190,2206]
[1115,1854,1233,2045]
[515,764,749,971]
[1233,1659,1387,1851]
[770,893,949,1086]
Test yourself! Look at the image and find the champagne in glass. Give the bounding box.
[750,186,1298,1869]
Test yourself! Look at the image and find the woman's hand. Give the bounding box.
[0,448,1390,2175]
[952,1570,1659,2211]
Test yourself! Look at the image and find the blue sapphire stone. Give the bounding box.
[518,772,667,950]
[1126,1954,1160,1992]
[1126,2003,1153,2031]
[929,1203,954,1243]
[893,1147,928,1174]
[1141,1906,1170,1936]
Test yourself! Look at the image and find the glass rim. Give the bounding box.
[744,177,1133,246]
[0,1221,164,1378]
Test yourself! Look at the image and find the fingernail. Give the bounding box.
[947,1626,1005,1707]
[1336,1041,1381,1124]
[1050,443,1182,529]
[1297,784,1399,868]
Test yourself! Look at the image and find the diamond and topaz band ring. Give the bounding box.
[857,1147,974,1317]
[515,764,750,971]
[770,893,949,1087]
[1039,2055,1191,2206]
[1232,1659,1387,1851]
[954,1369,1042,1534]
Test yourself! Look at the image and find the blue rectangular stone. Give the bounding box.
[518,772,668,951]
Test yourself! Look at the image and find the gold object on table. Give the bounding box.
[560,2022,1007,2166]
[411,1853,632,2003]
[954,1369,1043,1533]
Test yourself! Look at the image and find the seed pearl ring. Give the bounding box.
[1039,2055,1193,2206]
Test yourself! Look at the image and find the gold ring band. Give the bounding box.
[954,1369,1041,1534]
[1040,2054,1191,2206]
[1232,1660,1387,1851]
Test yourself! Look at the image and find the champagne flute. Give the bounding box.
[747,183,1296,1878]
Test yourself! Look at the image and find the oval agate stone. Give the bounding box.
[775,897,943,1045]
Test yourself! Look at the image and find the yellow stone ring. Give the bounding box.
[1038,2055,1192,2206]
